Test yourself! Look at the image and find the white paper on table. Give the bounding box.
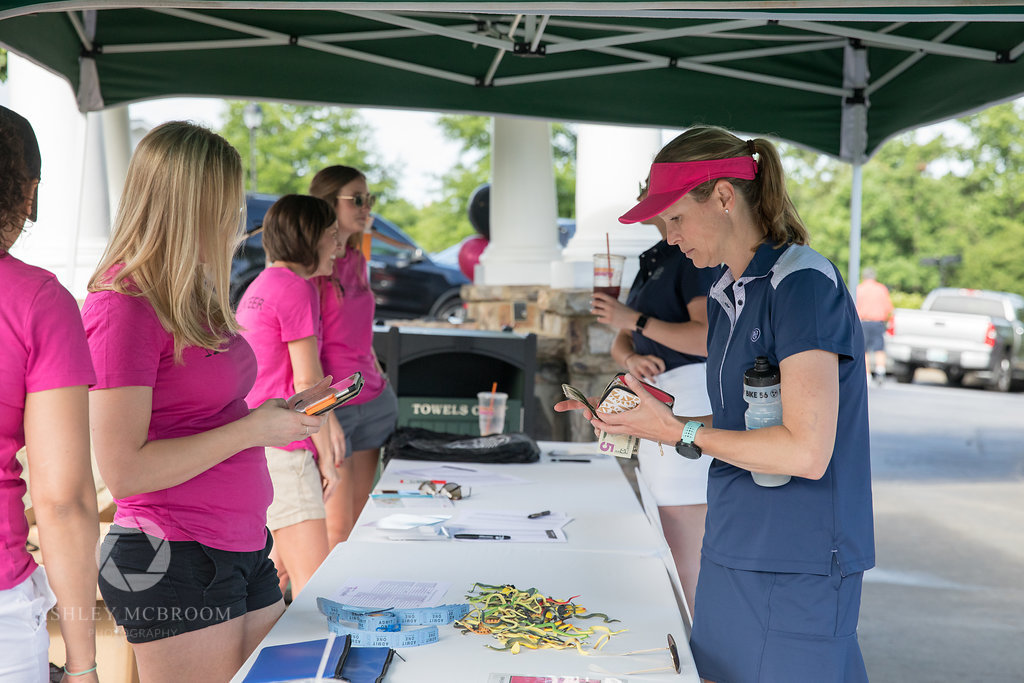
[384,526,451,542]
[444,509,573,531]
[369,494,454,509]
[332,578,451,609]
[374,513,451,530]
[387,463,531,487]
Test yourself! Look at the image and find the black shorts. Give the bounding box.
[97,525,282,644]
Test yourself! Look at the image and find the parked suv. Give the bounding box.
[230,193,469,321]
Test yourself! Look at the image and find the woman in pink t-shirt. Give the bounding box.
[236,194,345,598]
[309,166,399,546]
[83,122,325,683]
[0,106,100,683]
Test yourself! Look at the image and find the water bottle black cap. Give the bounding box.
[744,356,780,386]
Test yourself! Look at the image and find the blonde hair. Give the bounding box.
[656,126,808,247]
[89,121,244,361]
[309,165,366,251]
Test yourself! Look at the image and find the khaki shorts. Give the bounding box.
[265,447,325,531]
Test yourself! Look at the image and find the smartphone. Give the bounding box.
[291,372,364,416]
[608,372,675,407]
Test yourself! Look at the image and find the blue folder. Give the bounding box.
[243,635,394,682]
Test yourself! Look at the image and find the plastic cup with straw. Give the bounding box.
[593,233,625,299]
[477,381,508,436]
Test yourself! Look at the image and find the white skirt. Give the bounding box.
[636,362,713,506]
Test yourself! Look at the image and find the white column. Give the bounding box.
[102,106,132,219]
[5,55,89,296]
[551,124,662,290]
[474,116,562,286]
[71,111,113,293]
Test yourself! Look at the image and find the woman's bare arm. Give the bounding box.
[25,386,99,679]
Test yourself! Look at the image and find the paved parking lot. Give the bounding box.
[860,372,1024,682]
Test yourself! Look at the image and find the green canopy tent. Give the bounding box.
[3,1,1024,283]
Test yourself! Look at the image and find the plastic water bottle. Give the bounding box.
[743,357,791,487]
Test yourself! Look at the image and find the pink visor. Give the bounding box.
[619,156,759,224]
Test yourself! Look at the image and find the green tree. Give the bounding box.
[954,100,1024,295]
[783,129,974,295]
[219,102,396,198]
[400,115,577,252]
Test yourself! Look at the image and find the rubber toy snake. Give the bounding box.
[454,582,626,654]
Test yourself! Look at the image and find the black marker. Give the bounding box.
[550,458,591,463]
[453,534,511,540]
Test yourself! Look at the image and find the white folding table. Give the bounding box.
[231,441,699,682]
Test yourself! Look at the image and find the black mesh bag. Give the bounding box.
[383,427,540,464]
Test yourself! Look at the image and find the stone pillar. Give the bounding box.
[551,124,662,290]
[474,116,562,286]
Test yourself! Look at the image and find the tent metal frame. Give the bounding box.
[7,2,1024,291]
[61,10,1016,105]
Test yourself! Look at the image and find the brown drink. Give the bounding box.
[592,253,626,300]
[594,285,621,299]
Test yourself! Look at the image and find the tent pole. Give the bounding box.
[848,163,863,297]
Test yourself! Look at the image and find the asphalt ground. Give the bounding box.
[860,369,1024,682]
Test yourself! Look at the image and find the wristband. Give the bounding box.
[681,420,704,443]
[64,664,97,677]
[635,314,649,334]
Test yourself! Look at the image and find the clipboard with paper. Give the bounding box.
[561,373,674,459]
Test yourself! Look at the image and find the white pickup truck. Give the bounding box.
[886,288,1024,391]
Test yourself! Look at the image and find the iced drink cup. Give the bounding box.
[477,391,508,436]
[593,253,626,300]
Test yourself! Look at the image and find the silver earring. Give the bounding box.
[725,209,730,215]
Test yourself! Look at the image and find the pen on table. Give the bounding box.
[442,465,476,471]
[453,533,511,540]
[528,510,551,519]
[549,458,592,463]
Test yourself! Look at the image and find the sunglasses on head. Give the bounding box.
[337,192,377,209]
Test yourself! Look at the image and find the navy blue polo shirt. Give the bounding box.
[625,241,716,371]
[702,242,875,576]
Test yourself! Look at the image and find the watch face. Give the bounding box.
[674,440,702,460]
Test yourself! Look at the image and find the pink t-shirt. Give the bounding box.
[81,280,272,552]
[236,266,319,451]
[0,255,96,590]
[314,249,386,406]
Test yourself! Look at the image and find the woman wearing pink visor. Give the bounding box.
[558,126,873,683]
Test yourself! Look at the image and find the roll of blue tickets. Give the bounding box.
[316,598,471,647]
[326,621,440,648]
